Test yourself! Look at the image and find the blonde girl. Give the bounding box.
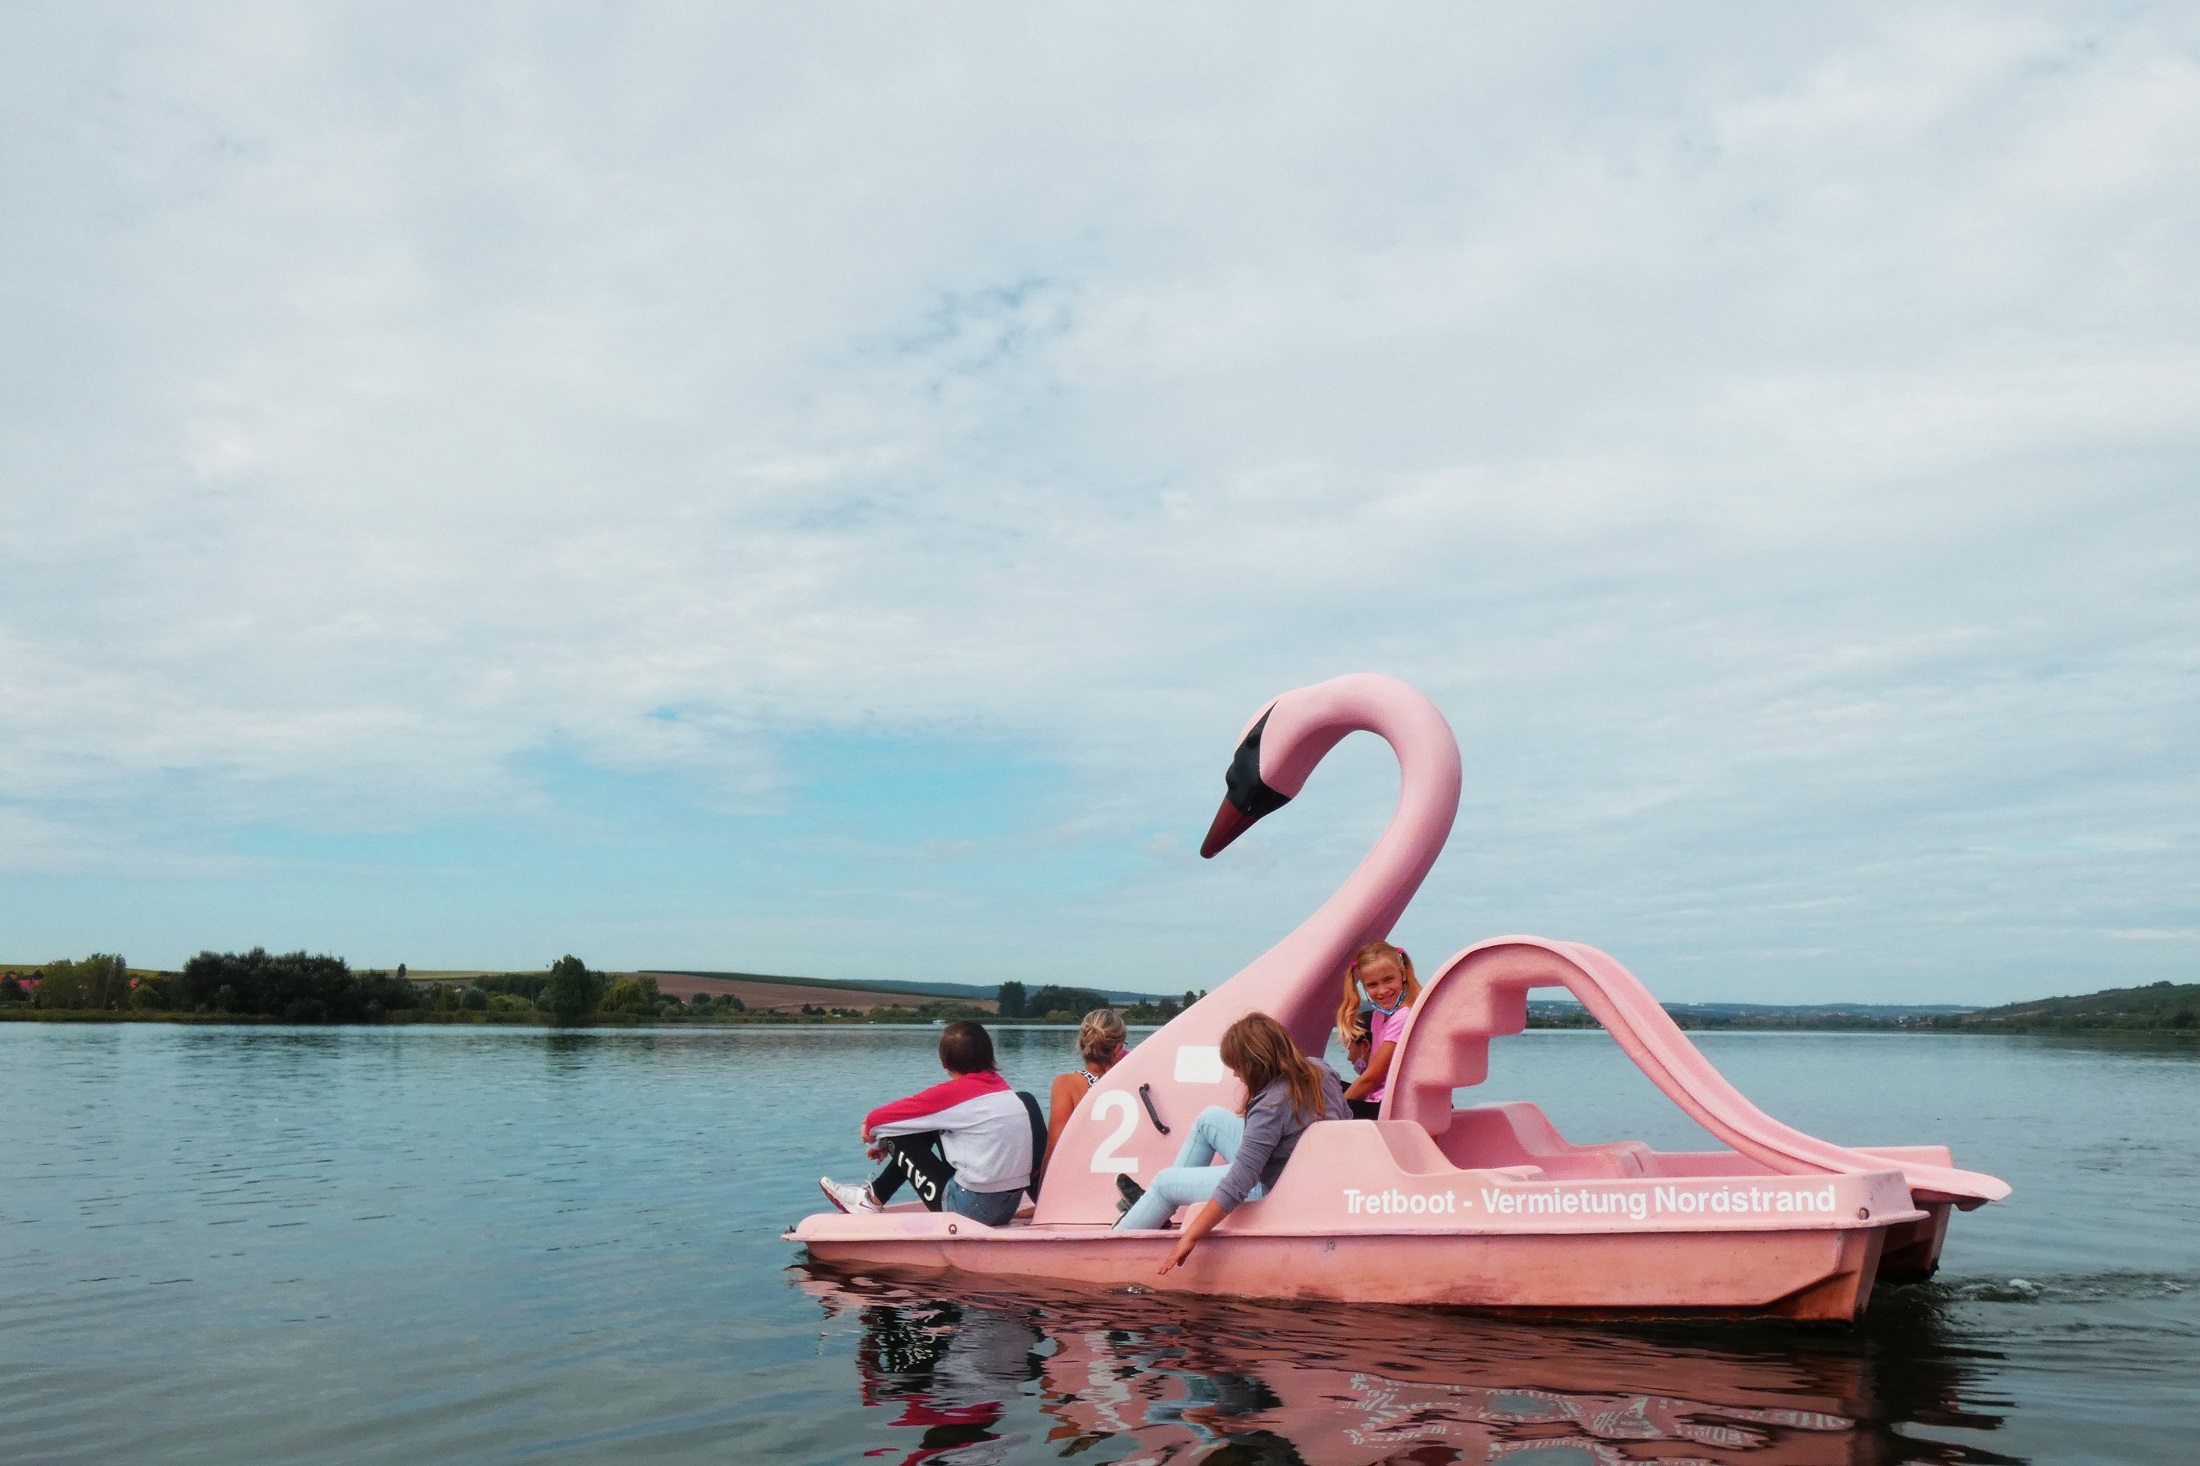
[1042,1009,1128,1174]
[1334,939,1420,1119]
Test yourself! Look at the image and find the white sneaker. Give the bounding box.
[819,1177,882,1214]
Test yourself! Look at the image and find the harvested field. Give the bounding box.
[405,970,534,982]
[637,973,993,1013]
[399,969,993,1013]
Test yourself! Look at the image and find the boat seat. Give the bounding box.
[1433,1102,1653,1179]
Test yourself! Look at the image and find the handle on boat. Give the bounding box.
[1138,1083,1170,1135]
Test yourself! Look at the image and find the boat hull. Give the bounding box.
[800,1222,1890,1321]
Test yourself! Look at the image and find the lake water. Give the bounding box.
[3,1023,2195,1464]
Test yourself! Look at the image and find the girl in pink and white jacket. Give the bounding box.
[819,1021,1033,1226]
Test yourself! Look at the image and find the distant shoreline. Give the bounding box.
[7,956,2191,1036]
[6,1007,2194,1037]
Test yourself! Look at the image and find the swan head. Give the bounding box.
[1198,675,1456,859]
[1200,705,1294,857]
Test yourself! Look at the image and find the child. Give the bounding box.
[1335,939,1420,1119]
[1043,1008,1127,1176]
[1114,1011,1348,1274]
[819,1020,1033,1226]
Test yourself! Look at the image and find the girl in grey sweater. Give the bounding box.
[1115,1012,1348,1270]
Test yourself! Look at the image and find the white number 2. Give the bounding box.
[1089,1090,1139,1173]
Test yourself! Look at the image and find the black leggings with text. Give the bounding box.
[871,1132,955,1211]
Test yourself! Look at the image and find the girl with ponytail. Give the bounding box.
[1334,939,1420,1120]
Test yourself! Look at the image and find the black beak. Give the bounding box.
[1200,709,1292,858]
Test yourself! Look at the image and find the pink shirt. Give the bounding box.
[1368,1002,1411,1103]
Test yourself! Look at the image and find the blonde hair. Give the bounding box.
[1077,1008,1126,1066]
[1334,938,1420,1049]
[1220,1012,1328,1123]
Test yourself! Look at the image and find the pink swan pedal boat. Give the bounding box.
[790,674,2009,1322]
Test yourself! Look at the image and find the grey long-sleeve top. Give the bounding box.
[1210,1067,1351,1213]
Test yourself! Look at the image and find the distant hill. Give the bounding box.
[1927,980,2200,1033]
[644,970,1166,1006]
[1666,1001,1978,1021]
[635,972,990,1013]
[1524,984,2196,1033]
[1525,998,1977,1027]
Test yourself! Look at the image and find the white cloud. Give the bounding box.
[1,3,2195,996]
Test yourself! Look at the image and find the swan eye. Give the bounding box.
[1223,710,1292,820]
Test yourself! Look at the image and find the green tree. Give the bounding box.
[175,948,396,1021]
[995,981,1027,1019]
[601,975,660,1016]
[542,955,607,1023]
[129,974,172,1010]
[473,973,553,1000]
[34,954,131,1011]
[1025,985,1112,1021]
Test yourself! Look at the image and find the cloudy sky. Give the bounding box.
[3,3,2195,1002]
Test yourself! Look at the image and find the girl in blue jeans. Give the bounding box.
[1114,1012,1347,1264]
[1117,1107,1257,1228]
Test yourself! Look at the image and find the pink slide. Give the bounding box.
[1385,937,2011,1207]
[791,674,2009,1320]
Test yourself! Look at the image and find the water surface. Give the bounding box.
[3,1024,2194,1463]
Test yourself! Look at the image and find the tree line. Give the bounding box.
[0,951,744,1025]
[995,981,1193,1025]
[3,954,1207,1027]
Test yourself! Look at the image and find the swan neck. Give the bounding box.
[1244,689,1461,1047]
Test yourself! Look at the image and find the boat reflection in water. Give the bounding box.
[799,1271,2011,1466]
